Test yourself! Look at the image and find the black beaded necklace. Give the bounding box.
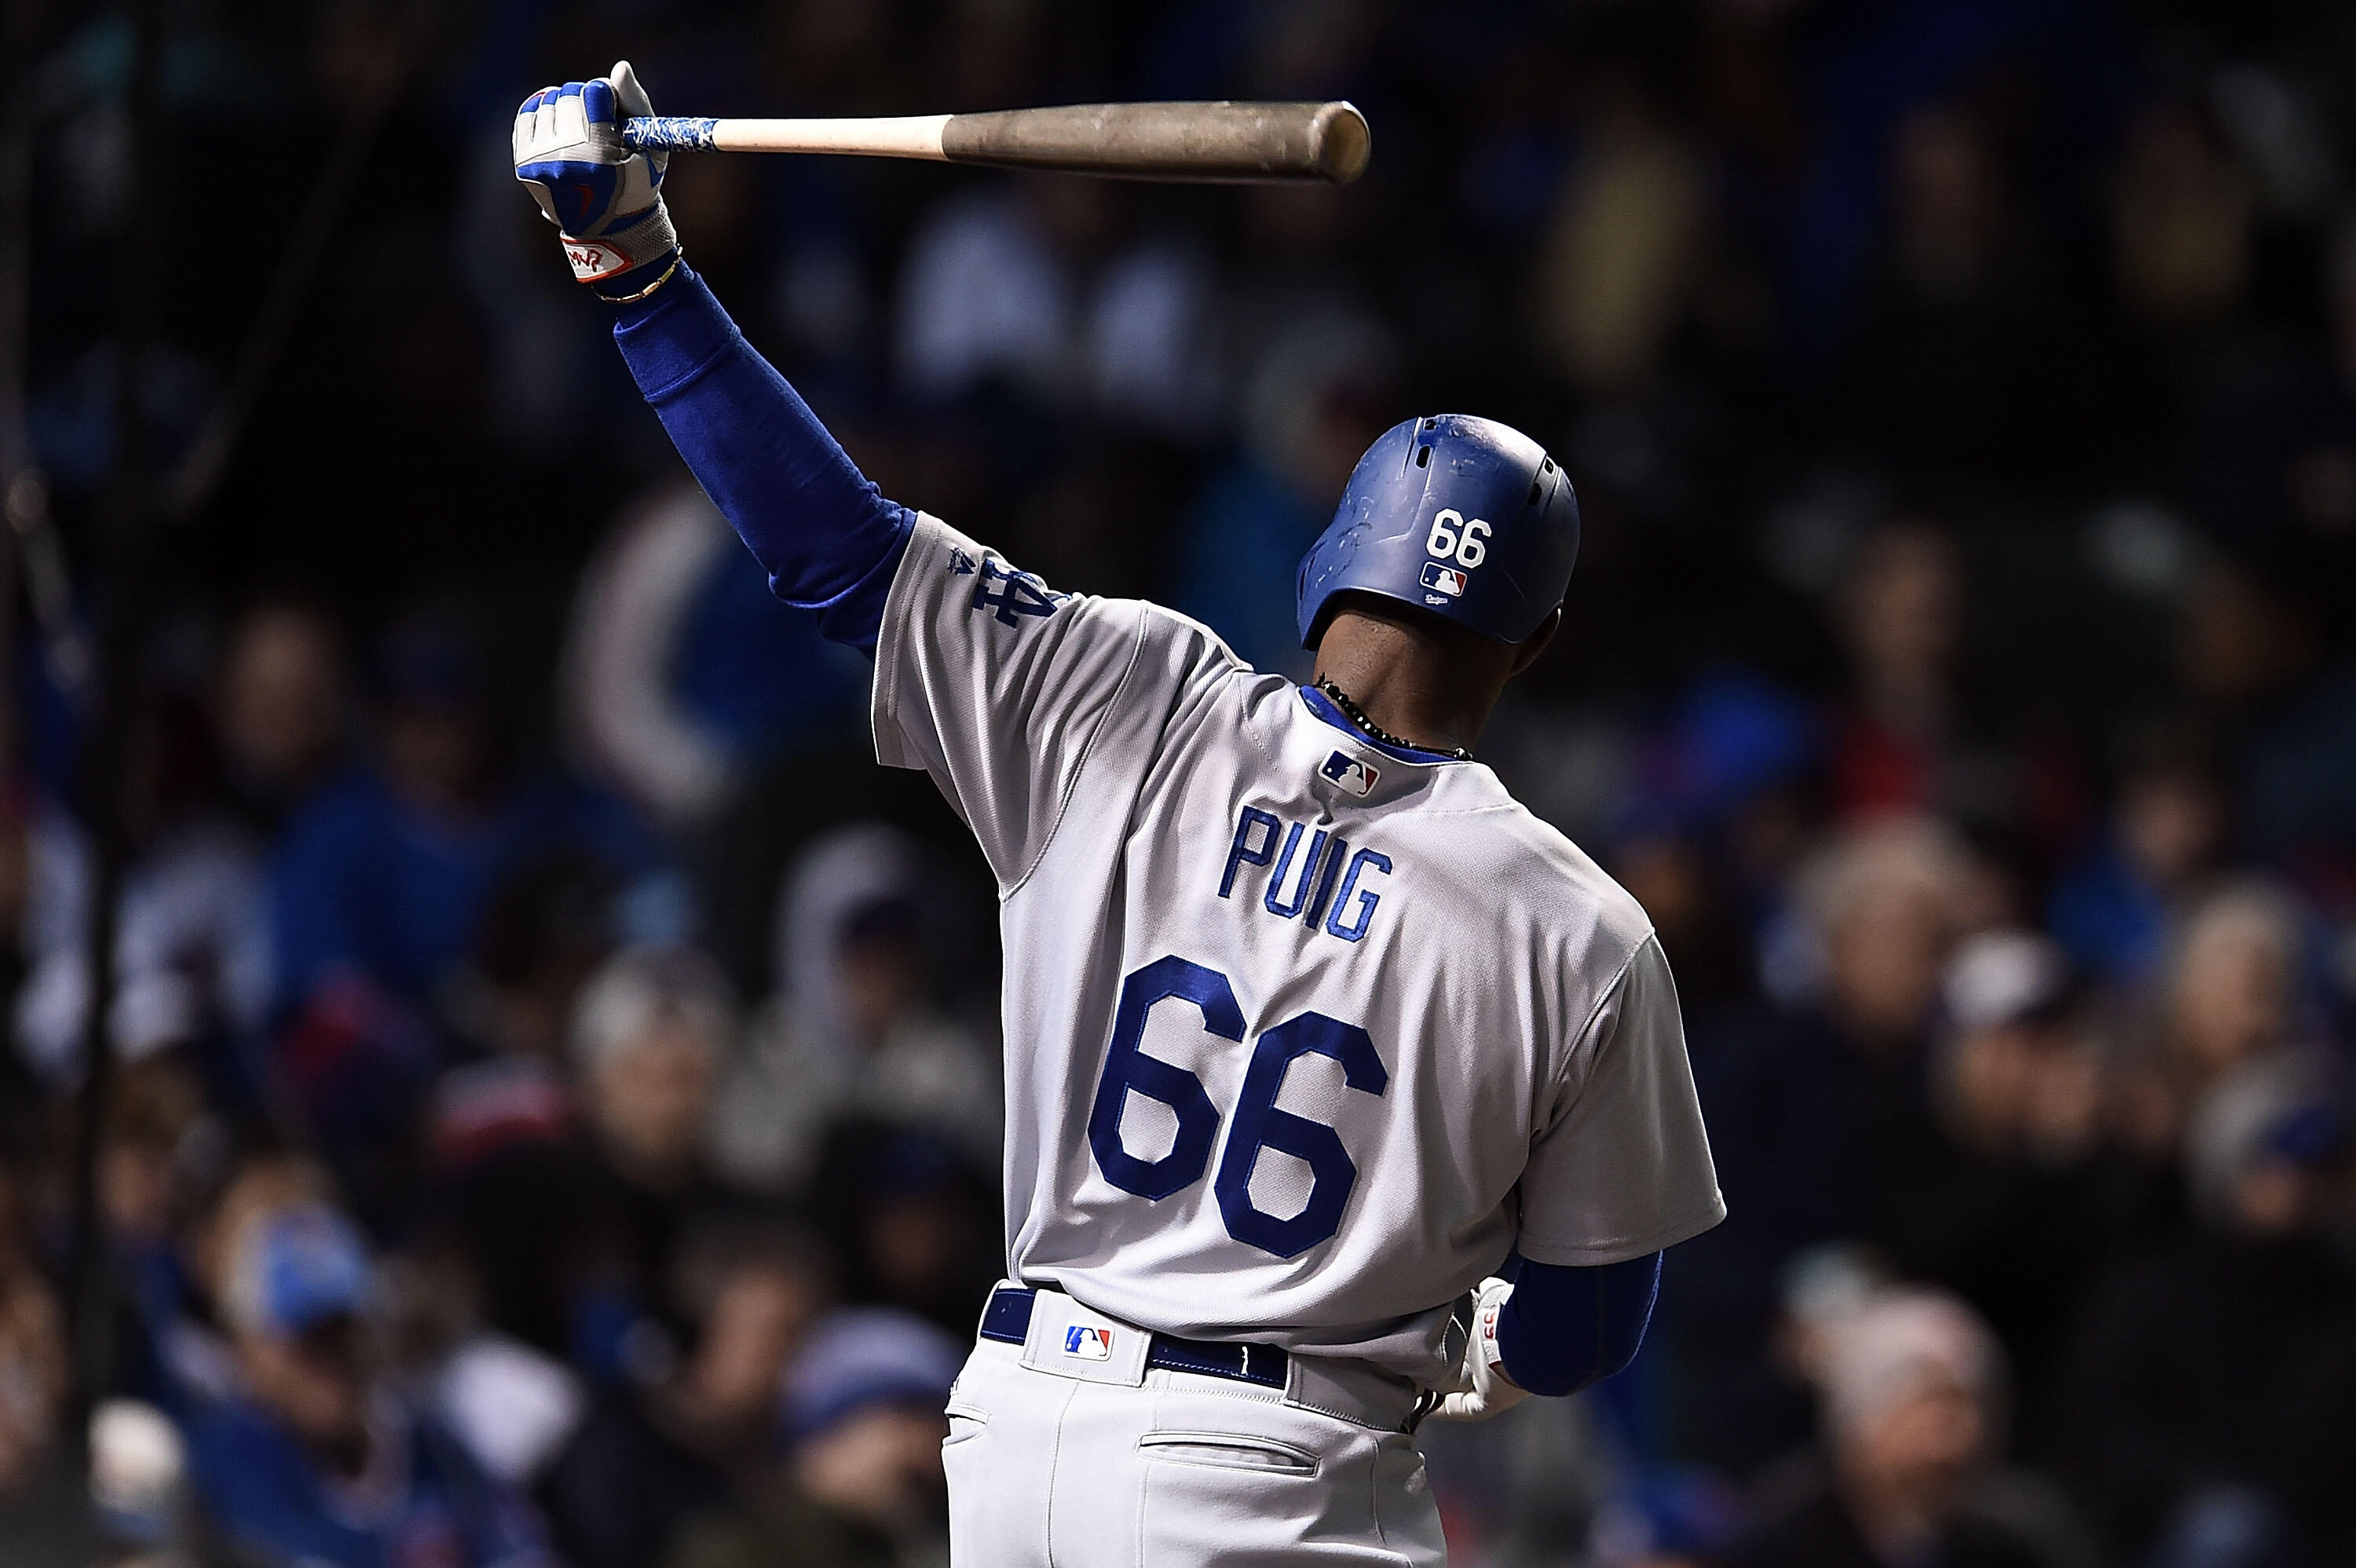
[1314,678,1472,762]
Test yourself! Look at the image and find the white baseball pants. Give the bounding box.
[942,1288,1447,1566]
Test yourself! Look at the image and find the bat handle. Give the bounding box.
[622,116,719,152]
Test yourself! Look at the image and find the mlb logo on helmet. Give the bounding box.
[1064,1325,1114,1360]
[1419,562,1467,597]
[1319,751,1381,798]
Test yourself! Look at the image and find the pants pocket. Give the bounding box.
[1137,1418,1418,1566]
[1137,1429,1320,1476]
[944,1406,989,1448]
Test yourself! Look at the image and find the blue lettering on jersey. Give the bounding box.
[968,557,1066,627]
[1220,808,1281,897]
[1089,955,1388,1257]
[1218,805,1388,942]
[1324,848,1392,943]
[1262,823,1330,918]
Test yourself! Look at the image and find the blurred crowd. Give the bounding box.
[11,0,2356,1566]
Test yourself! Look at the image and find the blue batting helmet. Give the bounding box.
[1296,414,1579,649]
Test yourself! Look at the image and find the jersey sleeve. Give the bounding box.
[1515,934,1726,1266]
[871,514,1169,887]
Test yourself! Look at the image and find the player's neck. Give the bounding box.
[1311,610,1513,757]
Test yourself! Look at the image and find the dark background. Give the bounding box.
[5,2,2356,1566]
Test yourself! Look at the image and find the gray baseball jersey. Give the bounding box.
[874,514,1723,1387]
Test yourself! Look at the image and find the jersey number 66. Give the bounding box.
[1086,956,1389,1259]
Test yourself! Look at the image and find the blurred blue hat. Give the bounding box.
[225,1205,373,1339]
[1620,670,1817,841]
[2186,1057,2351,1224]
[869,1130,969,1201]
[783,1307,963,1442]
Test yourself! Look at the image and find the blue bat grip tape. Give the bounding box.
[624,117,719,151]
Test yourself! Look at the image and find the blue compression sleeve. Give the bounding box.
[1494,1252,1663,1398]
[611,266,913,651]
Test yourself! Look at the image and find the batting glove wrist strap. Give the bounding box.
[1427,1276,1531,1424]
[562,203,677,285]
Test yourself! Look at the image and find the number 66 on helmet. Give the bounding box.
[1296,414,1582,651]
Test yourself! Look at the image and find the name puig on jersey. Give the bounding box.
[1218,804,1392,944]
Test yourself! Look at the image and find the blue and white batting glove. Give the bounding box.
[514,60,679,297]
[1428,1276,1531,1423]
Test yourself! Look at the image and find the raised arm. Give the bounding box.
[514,63,911,650]
[609,272,911,649]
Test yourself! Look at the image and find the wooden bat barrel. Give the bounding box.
[622,101,1370,185]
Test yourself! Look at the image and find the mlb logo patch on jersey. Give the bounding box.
[1319,751,1381,798]
[1064,1325,1114,1360]
[1420,562,1468,597]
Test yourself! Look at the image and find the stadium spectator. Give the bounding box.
[269,609,664,1020]
[214,598,349,832]
[417,852,623,1247]
[539,1219,842,1568]
[809,1126,1000,1338]
[709,824,998,1197]
[1531,60,1707,397]
[1739,1287,2077,1568]
[2104,881,2319,1164]
[79,1057,218,1416]
[450,944,739,1376]
[0,1164,100,1562]
[1824,520,2010,833]
[1937,934,2098,1166]
[2053,1057,2356,1565]
[573,945,734,1201]
[183,1202,552,1568]
[2111,101,2255,335]
[561,484,868,835]
[1747,816,1990,1263]
[443,850,620,1069]
[1665,815,1991,1469]
[894,180,1086,408]
[13,693,273,1090]
[2047,729,2225,987]
[781,1307,962,1562]
[1915,932,2159,1449]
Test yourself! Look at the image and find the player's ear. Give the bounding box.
[1506,609,1561,678]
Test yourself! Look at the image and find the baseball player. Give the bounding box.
[518,66,1724,1566]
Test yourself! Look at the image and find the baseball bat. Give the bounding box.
[621,101,1370,185]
